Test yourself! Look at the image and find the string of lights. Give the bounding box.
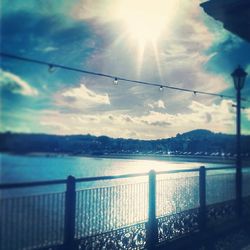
[0,52,248,103]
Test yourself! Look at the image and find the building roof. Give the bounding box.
[200,0,250,43]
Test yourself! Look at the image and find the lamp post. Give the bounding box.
[231,66,247,217]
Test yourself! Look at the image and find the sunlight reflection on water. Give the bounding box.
[0,153,235,198]
[109,159,202,175]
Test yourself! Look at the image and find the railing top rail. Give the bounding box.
[1,165,248,189]
[0,179,67,189]
[0,173,149,189]
[76,172,148,182]
[206,166,236,171]
[157,168,200,175]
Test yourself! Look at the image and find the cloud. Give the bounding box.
[62,84,110,104]
[205,112,212,123]
[245,108,250,120]
[38,99,235,139]
[0,69,38,96]
[142,120,171,127]
[36,46,59,53]
[54,84,110,111]
[148,100,166,109]
[140,111,173,126]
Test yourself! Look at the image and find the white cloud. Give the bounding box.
[39,99,236,139]
[245,108,250,120]
[62,84,110,104]
[0,69,38,96]
[55,84,110,111]
[41,46,58,53]
[148,99,166,109]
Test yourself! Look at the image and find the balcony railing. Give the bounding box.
[0,166,250,250]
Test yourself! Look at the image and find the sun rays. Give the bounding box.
[114,0,179,76]
[89,0,180,77]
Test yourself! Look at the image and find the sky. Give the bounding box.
[0,0,250,139]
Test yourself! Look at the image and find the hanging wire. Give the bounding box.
[232,104,246,110]
[0,52,248,103]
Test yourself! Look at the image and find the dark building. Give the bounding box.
[201,0,250,43]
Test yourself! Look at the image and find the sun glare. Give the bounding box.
[117,0,179,44]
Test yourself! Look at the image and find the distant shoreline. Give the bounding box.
[2,151,250,165]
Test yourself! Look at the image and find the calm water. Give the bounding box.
[0,153,237,184]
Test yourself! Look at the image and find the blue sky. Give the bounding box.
[1,0,250,139]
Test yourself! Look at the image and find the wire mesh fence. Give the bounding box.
[243,168,250,197]
[75,181,148,239]
[0,166,249,250]
[156,171,200,242]
[0,192,65,250]
[156,172,199,217]
[242,168,250,216]
[206,169,237,227]
[206,170,236,205]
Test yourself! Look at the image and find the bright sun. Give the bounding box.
[117,0,179,44]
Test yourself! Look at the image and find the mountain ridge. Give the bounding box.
[0,129,249,156]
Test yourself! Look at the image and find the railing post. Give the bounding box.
[147,170,158,250]
[64,175,76,250]
[236,86,243,218]
[199,166,206,232]
[236,167,242,217]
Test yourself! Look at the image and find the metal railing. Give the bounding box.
[0,166,249,250]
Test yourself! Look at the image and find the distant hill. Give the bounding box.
[0,130,249,157]
[179,129,213,138]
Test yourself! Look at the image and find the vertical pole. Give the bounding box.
[199,166,206,232]
[236,89,242,217]
[64,175,76,250]
[147,170,158,250]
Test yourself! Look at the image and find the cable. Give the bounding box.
[0,52,248,102]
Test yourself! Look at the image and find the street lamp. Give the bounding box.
[232,66,247,90]
[231,65,247,217]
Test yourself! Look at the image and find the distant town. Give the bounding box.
[1,129,250,159]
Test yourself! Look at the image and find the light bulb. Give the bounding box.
[113,78,118,85]
[48,64,56,73]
